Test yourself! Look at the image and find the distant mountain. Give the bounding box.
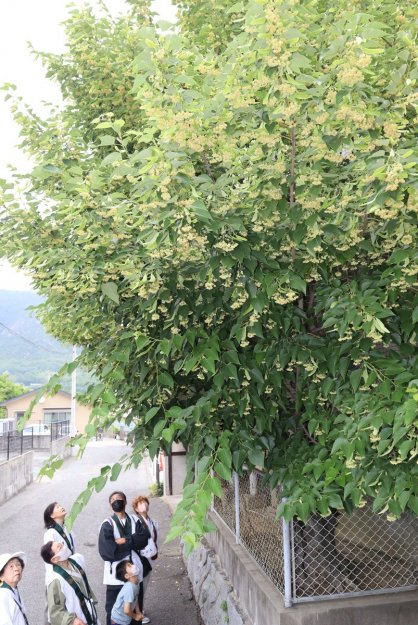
[0,290,90,391]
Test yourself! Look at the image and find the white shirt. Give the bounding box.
[47,553,100,625]
[0,585,27,625]
[44,525,75,583]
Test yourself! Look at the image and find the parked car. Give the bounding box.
[23,424,51,436]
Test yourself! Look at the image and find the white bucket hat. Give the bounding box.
[0,552,27,575]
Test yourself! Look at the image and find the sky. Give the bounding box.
[0,0,176,291]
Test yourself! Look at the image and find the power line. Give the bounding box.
[0,320,67,355]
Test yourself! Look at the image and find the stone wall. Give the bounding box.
[186,537,252,625]
[0,451,33,504]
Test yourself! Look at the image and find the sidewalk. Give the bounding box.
[0,439,201,625]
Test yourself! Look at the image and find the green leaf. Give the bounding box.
[101,152,122,166]
[102,282,120,304]
[248,449,264,468]
[214,462,232,481]
[350,369,362,392]
[144,406,160,423]
[111,462,123,481]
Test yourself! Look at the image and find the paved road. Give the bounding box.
[0,439,201,625]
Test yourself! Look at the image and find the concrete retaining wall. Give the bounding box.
[187,512,418,625]
[0,451,33,504]
[51,436,71,458]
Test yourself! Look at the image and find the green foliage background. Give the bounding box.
[1,0,417,543]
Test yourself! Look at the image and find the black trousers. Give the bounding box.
[106,582,143,625]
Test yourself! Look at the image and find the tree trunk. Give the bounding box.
[293,512,359,596]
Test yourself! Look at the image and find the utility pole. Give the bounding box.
[71,345,77,436]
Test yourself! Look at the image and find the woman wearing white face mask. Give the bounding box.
[43,502,76,625]
[40,541,100,625]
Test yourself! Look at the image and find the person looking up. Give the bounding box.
[132,496,159,624]
[40,541,99,625]
[111,561,143,625]
[43,502,76,624]
[0,551,29,625]
[98,491,150,625]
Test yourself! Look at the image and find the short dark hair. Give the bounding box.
[44,502,58,529]
[40,541,55,564]
[109,491,126,503]
[115,560,130,583]
[0,557,25,577]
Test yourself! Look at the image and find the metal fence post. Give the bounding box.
[281,498,293,608]
[233,471,241,544]
[7,431,10,461]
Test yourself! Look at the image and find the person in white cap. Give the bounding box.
[0,551,29,625]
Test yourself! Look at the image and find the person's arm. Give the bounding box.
[130,518,151,552]
[47,579,85,625]
[134,595,144,621]
[98,521,131,561]
[124,600,143,622]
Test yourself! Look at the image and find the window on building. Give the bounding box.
[43,410,71,424]
[14,411,26,422]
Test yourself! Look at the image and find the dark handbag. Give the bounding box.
[140,554,152,577]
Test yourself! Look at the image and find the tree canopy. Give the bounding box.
[0,373,28,409]
[1,0,417,546]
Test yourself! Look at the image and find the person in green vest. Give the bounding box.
[0,551,29,625]
[40,541,100,625]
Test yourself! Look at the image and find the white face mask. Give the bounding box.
[54,545,73,562]
[129,565,140,576]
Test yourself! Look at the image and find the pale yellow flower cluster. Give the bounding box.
[230,290,247,310]
[315,111,329,125]
[345,459,357,469]
[302,197,324,211]
[214,240,238,253]
[384,123,401,142]
[385,163,406,191]
[337,66,364,86]
[272,289,298,305]
[325,90,337,105]
[226,89,256,109]
[336,105,373,130]
[403,264,418,276]
[175,225,208,262]
[356,55,372,68]
[278,83,296,97]
[218,265,232,287]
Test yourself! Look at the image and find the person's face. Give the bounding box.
[110,494,126,513]
[125,563,139,584]
[0,558,23,587]
[135,500,149,515]
[50,542,65,563]
[51,503,66,521]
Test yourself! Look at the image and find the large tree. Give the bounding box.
[1,0,417,547]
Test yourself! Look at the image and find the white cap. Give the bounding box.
[0,552,27,575]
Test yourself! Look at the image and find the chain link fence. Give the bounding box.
[212,469,418,606]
